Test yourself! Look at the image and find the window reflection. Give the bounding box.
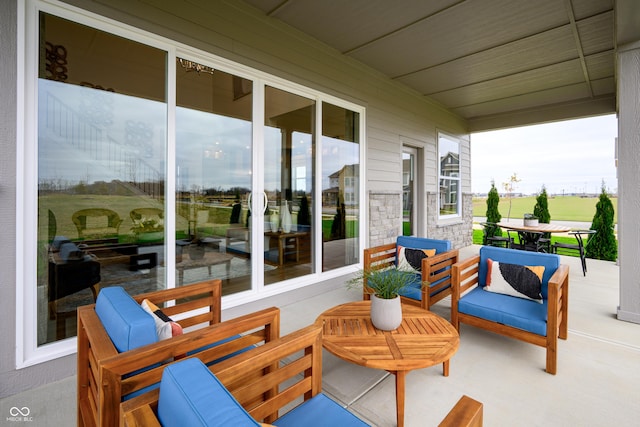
[438,134,460,216]
[264,87,315,283]
[176,60,253,293]
[37,13,167,344]
[322,102,360,271]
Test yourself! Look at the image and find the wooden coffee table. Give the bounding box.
[316,301,459,427]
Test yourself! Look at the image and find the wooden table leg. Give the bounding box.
[443,359,450,376]
[394,370,406,427]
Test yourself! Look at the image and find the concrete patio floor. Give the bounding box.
[2,245,639,426]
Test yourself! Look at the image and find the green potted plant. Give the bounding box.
[523,213,539,227]
[347,267,419,330]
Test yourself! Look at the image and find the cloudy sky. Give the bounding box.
[471,114,618,195]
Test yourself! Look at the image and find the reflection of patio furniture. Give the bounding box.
[77,279,282,427]
[175,250,234,286]
[130,207,164,243]
[265,230,307,266]
[226,225,251,257]
[48,240,101,340]
[72,208,123,240]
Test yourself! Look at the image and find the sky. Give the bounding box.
[471,114,618,196]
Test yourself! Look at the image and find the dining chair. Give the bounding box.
[552,230,596,276]
[512,231,549,252]
[480,222,513,248]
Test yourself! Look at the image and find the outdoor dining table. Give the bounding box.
[497,222,571,252]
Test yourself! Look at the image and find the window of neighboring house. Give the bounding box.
[438,133,461,217]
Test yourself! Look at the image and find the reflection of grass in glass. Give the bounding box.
[321,219,358,240]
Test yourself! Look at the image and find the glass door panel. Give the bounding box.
[264,87,315,284]
[176,60,253,294]
[321,102,360,271]
[402,148,416,236]
[37,12,167,344]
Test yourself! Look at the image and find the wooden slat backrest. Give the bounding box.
[120,324,322,427]
[77,279,231,427]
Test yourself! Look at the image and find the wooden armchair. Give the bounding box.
[451,246,569,374]
[77,279,280,426]
[363,236,458,310]
[120,325,368,426]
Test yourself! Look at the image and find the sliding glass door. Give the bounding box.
[264,86,315,284]
[175,60,253,294]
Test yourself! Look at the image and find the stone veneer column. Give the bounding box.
[368,191,402,247]
[425,192,473,249]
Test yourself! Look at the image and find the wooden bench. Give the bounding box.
[77,279,280,426]
[363,236,459,310]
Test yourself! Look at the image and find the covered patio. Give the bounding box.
[2,246,638,426]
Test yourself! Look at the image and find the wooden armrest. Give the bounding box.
[363,243,397,270]
[546,263,570,340]
[451,255,481,294]
[123,404,161,427]
[438,395,483,427]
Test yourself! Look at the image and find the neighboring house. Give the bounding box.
[1,0,639,401]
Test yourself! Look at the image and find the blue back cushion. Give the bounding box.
[396,236,451,255]
[157,358,260,427]
[95,286,158,352]
[478,246,560,299]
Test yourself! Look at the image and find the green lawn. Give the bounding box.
[472,195,617,223]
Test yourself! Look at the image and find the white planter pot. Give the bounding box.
[524,218,539,227]
[370,294,403,331]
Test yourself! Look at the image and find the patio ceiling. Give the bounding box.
[241,0,637,131]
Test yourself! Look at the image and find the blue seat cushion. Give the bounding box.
[478,246,559,298]
[273,394,370,427]
[95,286,158,352]
[458,287,548,336]
[157,358,260,427]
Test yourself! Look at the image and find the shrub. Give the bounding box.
[586,185,617,261]
[485,182,502,236]
[533,186,551,223]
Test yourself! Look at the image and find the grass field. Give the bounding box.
[472,195,617,223]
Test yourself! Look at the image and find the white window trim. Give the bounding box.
[18,0,366,367]
[437,131,462,220]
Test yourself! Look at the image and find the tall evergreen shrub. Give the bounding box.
[586,186,617,261]
[485,182,502,236]
[533,186,551,223]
